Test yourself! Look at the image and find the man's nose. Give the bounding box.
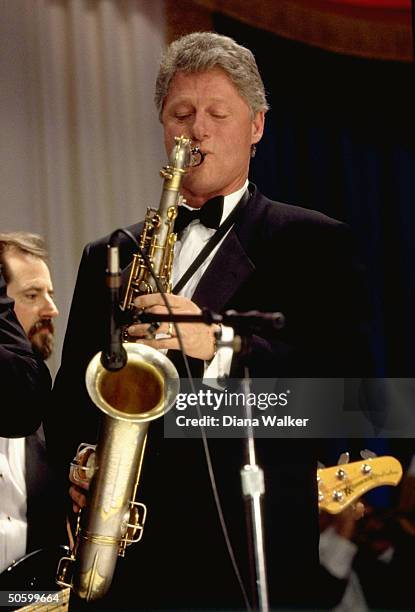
[40,295,59,318]
[190,111,209,142]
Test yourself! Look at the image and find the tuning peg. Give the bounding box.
[360,449,377,459]
[337,452,350,465]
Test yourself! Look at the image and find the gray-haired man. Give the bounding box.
[51,32,368,610]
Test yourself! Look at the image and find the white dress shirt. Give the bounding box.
[319,526,368,612]
[172,181,248,382]
[0,437,27,573]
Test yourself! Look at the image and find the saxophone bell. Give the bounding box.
[57,343,179,602]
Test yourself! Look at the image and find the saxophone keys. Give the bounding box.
[160,168,173,180]
[120,502,147,554]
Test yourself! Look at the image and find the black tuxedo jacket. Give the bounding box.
[25,430,46,553]
[25,426,62,555]
[0,272,50,437]
[48,185,369,609]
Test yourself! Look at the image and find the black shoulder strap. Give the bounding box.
[173,188,250,295]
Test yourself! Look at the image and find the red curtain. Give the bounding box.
[190,0,413,61]
[325,1,410,8]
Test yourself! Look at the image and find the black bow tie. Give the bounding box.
[175,196,224,234]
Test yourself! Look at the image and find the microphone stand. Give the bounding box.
[231,334,269,612]
[131,308,284,336]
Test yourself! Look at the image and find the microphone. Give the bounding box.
[100,243,127,371]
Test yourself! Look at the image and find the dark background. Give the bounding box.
[216,13,415,379]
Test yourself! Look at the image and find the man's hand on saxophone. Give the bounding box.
[68,452,92,513]
[69,481,88,514]
[127,293,220,361]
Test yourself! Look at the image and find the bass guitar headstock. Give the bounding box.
[318,456,402,514]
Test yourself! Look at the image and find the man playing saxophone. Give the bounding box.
[49,32,369,610]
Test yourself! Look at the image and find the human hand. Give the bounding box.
[68,446,93,513]
[128,293,219,361]
[69,481,88,514]
[333,501,365,540]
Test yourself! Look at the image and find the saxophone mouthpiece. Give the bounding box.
[190,146,205,167]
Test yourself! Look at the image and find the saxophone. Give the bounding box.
[57,136,202,602]
[123,135,201,307]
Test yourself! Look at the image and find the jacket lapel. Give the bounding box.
[25,428,46,500]
[191,228,255,311]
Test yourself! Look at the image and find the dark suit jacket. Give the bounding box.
[0,271,50,437]
[48,185,369,610]
[25,426,62,554]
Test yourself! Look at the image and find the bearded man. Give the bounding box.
[0,232,59,573]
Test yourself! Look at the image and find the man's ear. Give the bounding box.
[251,111,265,145]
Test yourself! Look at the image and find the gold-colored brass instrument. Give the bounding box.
[123,135,204,310]
[57,136,202,602]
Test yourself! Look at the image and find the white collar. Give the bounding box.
[180,179,249,227]
[221,180,249,225]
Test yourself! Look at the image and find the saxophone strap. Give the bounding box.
[173,187,251,295]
